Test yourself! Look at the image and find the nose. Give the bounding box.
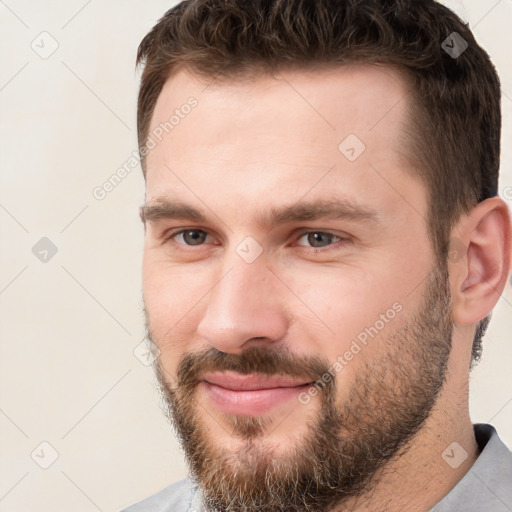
[196,256,289,354]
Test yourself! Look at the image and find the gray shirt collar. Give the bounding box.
[430,423,512,511]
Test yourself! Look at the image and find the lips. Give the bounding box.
[200,371,314,416]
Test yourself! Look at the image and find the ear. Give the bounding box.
[449,197,512,326]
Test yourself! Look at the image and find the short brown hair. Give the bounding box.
[136,0,501,364]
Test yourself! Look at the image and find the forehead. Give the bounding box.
[144,63,426,228]
[148,62,410,138]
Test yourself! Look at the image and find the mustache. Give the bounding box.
[169,346,332,391]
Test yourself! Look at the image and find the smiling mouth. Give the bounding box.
[200,371,314,416]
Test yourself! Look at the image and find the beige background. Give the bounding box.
[0,1,511,511]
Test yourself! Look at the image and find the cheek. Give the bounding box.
[283,264,410,363]
[142,259,208,347]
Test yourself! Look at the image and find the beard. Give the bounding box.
[147,260,454,512]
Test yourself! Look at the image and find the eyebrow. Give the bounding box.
[139,197,380,227]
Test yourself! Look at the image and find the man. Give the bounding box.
[122,0,512,510]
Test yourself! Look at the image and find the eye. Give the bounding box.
[295,231,344,248]
[170,229,211,246]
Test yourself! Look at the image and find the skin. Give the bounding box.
[141,64,512,511]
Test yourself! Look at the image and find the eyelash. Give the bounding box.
[163,228,351,251]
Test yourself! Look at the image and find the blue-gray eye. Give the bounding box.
[296,232,341,248]
[175,230,208,245]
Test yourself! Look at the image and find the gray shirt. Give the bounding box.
[120,423,512,511]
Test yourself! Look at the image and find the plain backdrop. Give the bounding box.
[0,1,511,511]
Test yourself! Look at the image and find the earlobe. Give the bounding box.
[450,197,512,326]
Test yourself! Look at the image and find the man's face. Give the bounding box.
[141,64,454,511]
